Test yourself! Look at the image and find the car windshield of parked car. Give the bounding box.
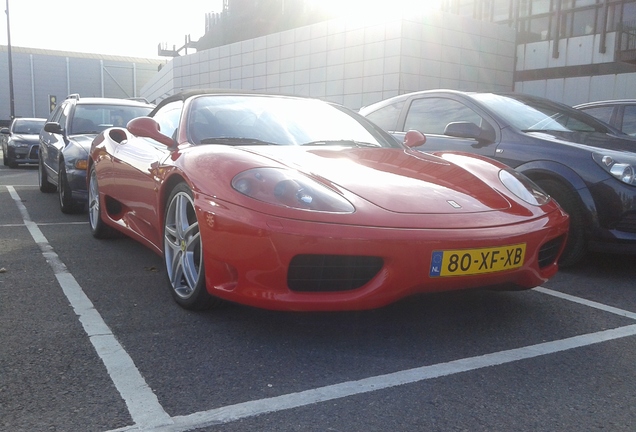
[473,93,611,134]
[13,119,45,134]
[188,95,395,147]
[71,104,152,135]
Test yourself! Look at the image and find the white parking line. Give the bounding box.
[0,221,87,228]
[534,286,636,320]
[6,187,174,430]
[6,185,636,432]
[108,324,636,432]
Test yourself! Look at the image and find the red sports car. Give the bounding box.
[88,90,569,311]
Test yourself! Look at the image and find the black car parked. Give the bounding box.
[1,118,46,168]
[360,90,636,266]
[575,99,636,137]
[39,94,153,213]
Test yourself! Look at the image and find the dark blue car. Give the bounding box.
[39,94,153,213]
[360,90,636,266]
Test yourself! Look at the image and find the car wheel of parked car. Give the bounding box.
[536,179,586,267]
[7,155,17,168]
[164,183,221,310]
[38,158,56,193]
[88,165,117,239]
[58,164,81,214]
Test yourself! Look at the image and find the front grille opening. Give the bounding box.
[288,254,384,292]
[538,235,566,268]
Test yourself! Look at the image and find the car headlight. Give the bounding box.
[232,167,355,213]
[593,153,636,185]
[9,139,29,148]
[499,169,550,206]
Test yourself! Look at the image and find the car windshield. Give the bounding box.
[13,119,45,134]
[71,104,152,135]
[187,95,396,147]
[472,93,612,134]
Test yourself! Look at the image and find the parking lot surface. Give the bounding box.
[1,164,635,431]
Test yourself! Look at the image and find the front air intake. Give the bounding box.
[287,254,384,292]
[538,236,566,268]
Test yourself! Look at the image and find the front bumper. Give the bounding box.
[67,167,88,203]
[7,144,39,164]
[589,179,636,254]
[195,197,569,311]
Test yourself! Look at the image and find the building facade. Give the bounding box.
[142,10,517,109]
[0,46,163,124]
[441,0,636,104]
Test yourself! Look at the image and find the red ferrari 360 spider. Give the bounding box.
[88,90,569,311]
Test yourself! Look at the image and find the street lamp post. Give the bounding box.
[5,0,15,120]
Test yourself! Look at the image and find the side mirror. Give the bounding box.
[0,127,9,135]
[44,122,63,134]
[127,117,176,147]
[403,130,427,148]
[444,121,482,139]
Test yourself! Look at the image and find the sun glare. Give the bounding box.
[309,0,442,21]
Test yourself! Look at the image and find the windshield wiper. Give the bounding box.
[199,137,276,146]
[302,140,380,148]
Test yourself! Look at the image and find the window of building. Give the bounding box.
[532,0,551,14]
[530,15,552,40]
[623,1,636,24]
[493,0,513,21]
[571,7,598,35]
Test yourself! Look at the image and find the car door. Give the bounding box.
[395,96,500,158]
[40,102,70,180]
[111,101,183,247]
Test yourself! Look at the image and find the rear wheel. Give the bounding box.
[88,165,117,239]
[536,179,586,267]
[38,158,56,193]
[163,183,222,310]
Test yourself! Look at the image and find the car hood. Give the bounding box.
[241,146,511,214]
[526,130,636,152]
[11,134,40,143]
[69,134,98,152]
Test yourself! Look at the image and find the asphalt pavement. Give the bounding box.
[1,162,635,432]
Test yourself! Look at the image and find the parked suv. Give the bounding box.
[1,117,46,168]
[39,94,153,213]
[360,90,636,266]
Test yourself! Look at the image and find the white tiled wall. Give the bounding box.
[142,11,516,109]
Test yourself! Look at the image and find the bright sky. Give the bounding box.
[1,0,223,58]
[1,0,440,59]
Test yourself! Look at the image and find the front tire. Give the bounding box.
[163,183,221,310]
[59,164,81,214]
[536,179,586,267]
[88,165,117,239]
[38,158,56,193]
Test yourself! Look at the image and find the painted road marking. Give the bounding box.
[6,187,174,430]
[5,186,636,432]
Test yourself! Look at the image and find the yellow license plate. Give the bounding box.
[429,243,526,277]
